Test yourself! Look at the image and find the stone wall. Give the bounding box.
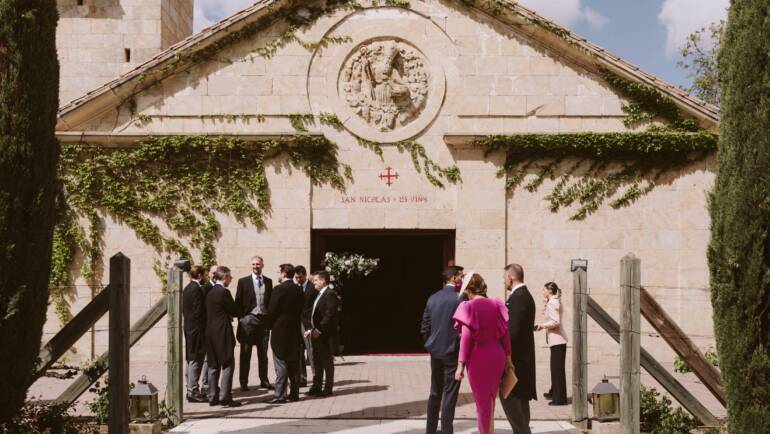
[51,1,717,375]
[57,0,193,105]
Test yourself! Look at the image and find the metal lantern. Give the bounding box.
[129,376,159,421]
[591,376,620,421]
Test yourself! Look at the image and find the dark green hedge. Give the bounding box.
[0,0,60,423]
[708,1,770,432]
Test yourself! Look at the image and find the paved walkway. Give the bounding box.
[30,354,725,423]
[169,418,582,433]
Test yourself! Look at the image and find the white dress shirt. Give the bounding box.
[311,286,328,329]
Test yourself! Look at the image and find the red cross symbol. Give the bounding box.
[379,166,399,187]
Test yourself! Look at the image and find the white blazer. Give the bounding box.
[542,296,568,346]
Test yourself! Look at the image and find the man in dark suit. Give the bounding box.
[295,265,317,387]
[183,266,208,403]
[265,264,304,403]
[500,263,536,433]
[305,270,338,397]
[420,266,464,434]
[234,255,273,391]
[204,266,242,407]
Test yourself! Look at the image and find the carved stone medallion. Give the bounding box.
[338,39,430,133]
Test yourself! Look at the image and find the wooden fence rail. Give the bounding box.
[586,295,720,427]
[53,294,167,406]
[639,286,726,406]
[35,285,111,379]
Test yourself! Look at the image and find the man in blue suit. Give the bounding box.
[420,265,464,434]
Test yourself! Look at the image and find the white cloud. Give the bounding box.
[517,0,608,30]
[194,0,255,32]
[658,0,729,56]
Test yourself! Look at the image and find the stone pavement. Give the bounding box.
[169,418,582,434]
[30,354,725,422]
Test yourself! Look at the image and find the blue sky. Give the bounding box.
[193,0,729,89]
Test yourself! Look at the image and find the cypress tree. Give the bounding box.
[0,0,60,423]
[708,0,770,432]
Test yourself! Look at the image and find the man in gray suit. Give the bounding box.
[420,266,464,434]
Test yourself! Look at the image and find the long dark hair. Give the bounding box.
[545,281,561,297]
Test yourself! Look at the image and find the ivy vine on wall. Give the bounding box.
[482,69,718,220]
[48,135,351,323]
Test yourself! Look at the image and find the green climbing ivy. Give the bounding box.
[485,68,717,220]
[481,131,716,220]
[52,135,351,303]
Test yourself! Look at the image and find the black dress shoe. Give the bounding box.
[299,380,308,387]
[220,399,242,407]
[543,392,553,399]
[306,388,321,396]
[260,382,275,390]
[266,397,287,404]
[208,398,220,406]
[288,395,300,402]
[240,385,249,392]
[319,390,333,397]
[549,400,568,406]
[187,394,207,403]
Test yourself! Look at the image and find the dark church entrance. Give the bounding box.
[311,230,455,354]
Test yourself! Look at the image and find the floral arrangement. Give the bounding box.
[321,251,380,291]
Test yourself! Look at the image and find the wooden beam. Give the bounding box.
[35,285,110,378]
[640,286,725,406]
[108,253,130,434]
[586,296,720,427]
[620,254,641,434]
[166,267,184,426]
[54,295,167,406]
[571,266,589,429]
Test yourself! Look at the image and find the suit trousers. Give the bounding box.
[186,350,206,394]
[239,326,270,386]
[207,359,234,402]
[311,335,335,392]
[274,356,299,399]
[549,344,567,403]
[500,393,531,434]
[426,356,461,434]
[300,325,315,382]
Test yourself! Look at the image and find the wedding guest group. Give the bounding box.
[421,263,566,434]
[181,256,339,407]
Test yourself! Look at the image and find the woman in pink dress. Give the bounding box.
[453,274,512,434]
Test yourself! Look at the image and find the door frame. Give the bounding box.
[310,229,456,273]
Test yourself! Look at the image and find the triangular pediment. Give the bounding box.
[56,0,719,135]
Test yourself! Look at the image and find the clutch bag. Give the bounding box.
[500,366,518,399]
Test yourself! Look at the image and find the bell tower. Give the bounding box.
[56,0,194,105]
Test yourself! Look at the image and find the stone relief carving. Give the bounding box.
[339,39,430,132]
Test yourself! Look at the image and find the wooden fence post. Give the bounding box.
[108,253,130,434]
[571,259,589,429]
[620,254,641,434]
[166,265,184,426]
[54,296,168,406]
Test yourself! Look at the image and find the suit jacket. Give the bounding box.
[542,296,568,346]
[267,280,304,361]
[300,280,319,330]
[421,285,462,360]
[310,287,339,338]
[205,284,239,368]
[507,284,537,400]
[182,280,206,360]
[234,274,273,343]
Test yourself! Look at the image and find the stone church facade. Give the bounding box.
[51,0,720,373]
